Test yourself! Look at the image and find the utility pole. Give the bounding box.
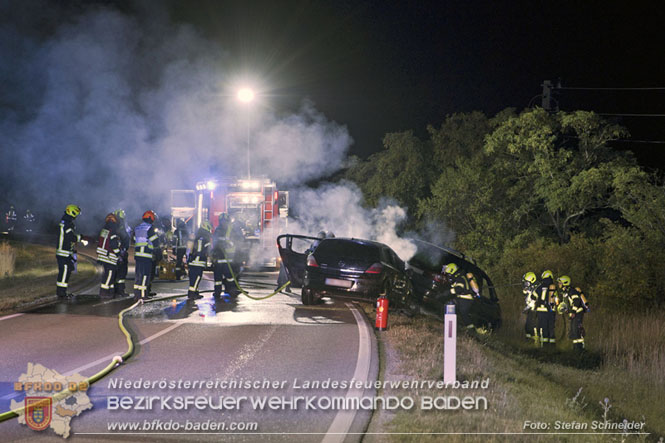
[541,80,560,112]
[542,80,553,111]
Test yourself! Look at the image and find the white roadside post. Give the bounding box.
[443,303,456,383]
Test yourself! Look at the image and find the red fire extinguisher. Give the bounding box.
[375,295,389,331]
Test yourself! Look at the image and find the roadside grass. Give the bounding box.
[0,241,96,314]
[362,304,663,441]
[0,241,16,277]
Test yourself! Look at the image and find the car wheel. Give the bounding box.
[302,287,314,305]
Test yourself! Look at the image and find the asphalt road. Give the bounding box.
[0,268,379,442]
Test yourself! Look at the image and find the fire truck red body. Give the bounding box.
[170,177,288,267]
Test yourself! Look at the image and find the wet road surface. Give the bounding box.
[0,270,378,442]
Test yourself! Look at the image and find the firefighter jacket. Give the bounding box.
[116,219,131,252]
[523,284,537,310]
[189,229,212,267]
[97,222,120,265]
[450,272,476,300]
[56,214,81,258]
[563,287,588,315]
[173,226,189,251]
[212,221,235,262]
[134,221,160,260]
[535,277,557,312]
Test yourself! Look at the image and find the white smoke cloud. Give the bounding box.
[0,5,352,232]
[286,182,417,261]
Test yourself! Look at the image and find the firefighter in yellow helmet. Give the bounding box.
[55,204,88,297]
[443,263,479,330]
[522,272,538,341]
[534,270,558,347]
[558,275,589,351]
[188,220,213,300]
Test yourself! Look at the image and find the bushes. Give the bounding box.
[0,242,16,278]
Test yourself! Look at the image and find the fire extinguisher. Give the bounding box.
[375,295,389,331]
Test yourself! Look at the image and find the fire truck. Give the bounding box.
[170,177,289,268]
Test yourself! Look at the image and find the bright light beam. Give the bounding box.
[237,88,255,103]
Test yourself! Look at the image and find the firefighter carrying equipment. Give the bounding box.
[97,216,120,298]
[534,275,557,346]
[561,284,588,350]
[133,217,160,300]
[65,204,81,218]
[447,266,477,329]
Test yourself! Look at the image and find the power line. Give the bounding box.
[598,113,665,117]
[611,139,665,145]
[558,86,665,91]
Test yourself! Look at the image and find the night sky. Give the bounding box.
[2,0,665,218]
[166,0,665,167]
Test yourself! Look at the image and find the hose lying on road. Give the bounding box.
[0,253,289,423]
[0,300,140,423]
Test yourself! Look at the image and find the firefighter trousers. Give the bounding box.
[174,247,187,279]
[99,262,117,298]
[56,255,75,297]
[213,261,234,297]
[115,250,128,295]
[134,257,153,300]
[188,265,204,299]
[569,313,585,350]
[456,297,475,329]
[525,310,537,339]
[537,311,555,345]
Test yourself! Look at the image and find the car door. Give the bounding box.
[277,234,321,287]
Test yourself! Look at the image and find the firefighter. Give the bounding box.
[212,213,237,298]
[23,209,35,233]
[173,218,189,280]
[97,213,120,298]
[133,210,160,301]
[535,270,558,347]
[5,204,17,232]
[558,275,589,351]
[150,212,164,292]
[443,263,479,330]
[522,271,538,341]
[114,209,131,296]
[55,204,87,297]
[188,221,213,300]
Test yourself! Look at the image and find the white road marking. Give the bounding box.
[322,302,373,443]
[0,313,24,322]
[0,322,183,400]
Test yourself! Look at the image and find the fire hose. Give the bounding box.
[0,258,290,424]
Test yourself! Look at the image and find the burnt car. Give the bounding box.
[407,239,501,329]
[277,234,417,310]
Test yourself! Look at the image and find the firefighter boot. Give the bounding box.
[188,290,201,300]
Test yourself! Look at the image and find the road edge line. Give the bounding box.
[322,302,375,443]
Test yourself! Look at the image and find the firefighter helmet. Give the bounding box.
[522,271,537,284]
[65,204,81,218]
[443,263,458,275]
[201,221,213,232]
[557,275,571,288]
[541,270,554,280]
[114,209,125,220]
[317,231,326,239]
[218,213,229,223]
[142,210,156,223]
[327,231,335,238]
[105,213,118,224]
[177,218,186,228]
